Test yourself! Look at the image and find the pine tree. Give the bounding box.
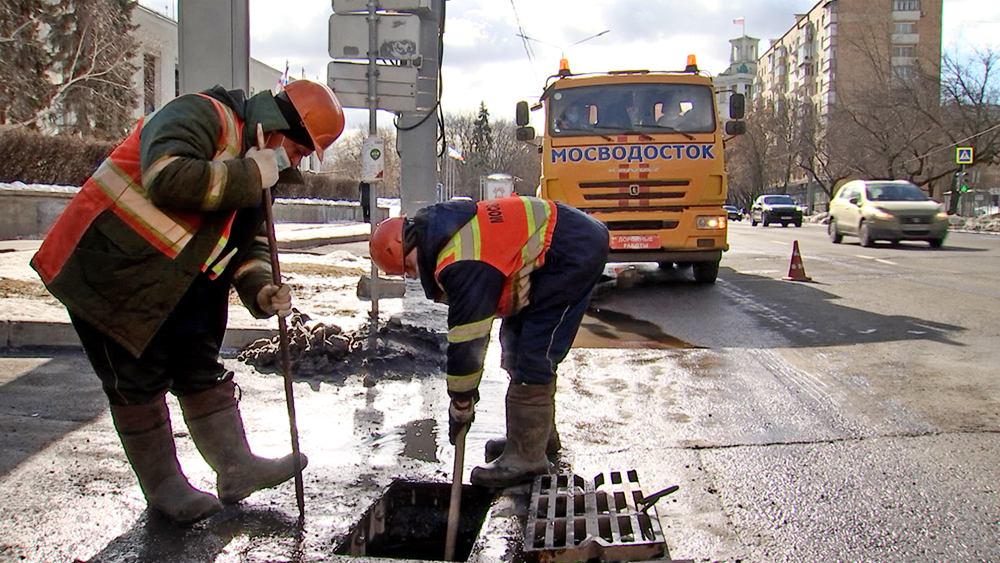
[470,101,493,171]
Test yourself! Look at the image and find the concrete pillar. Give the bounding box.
[397,0,442,216]
[178,0,250,94]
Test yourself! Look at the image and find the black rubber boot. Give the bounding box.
[179,381,307,504]
[470,382,554,488]
[484,421,560,462]
[111,399,222,525]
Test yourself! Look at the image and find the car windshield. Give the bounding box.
[763,196,796,205]
[548,83,716,137]
[865,183,929,202]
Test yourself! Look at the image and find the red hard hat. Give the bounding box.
[283,79,345,162]
[370,217,406,275]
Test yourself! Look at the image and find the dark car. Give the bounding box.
[723,205,743,221]
[750,194,803,227]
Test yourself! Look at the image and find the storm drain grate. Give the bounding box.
[524,470,674,563]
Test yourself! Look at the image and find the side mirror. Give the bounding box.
[729,93,745,119]
[515,101,530,127]
[849,196,860,206]
[725,120,746,135]
[516,126,536,141]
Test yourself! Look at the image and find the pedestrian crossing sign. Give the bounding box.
[956,147,974,164]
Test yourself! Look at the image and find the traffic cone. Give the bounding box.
[782,240,812,282]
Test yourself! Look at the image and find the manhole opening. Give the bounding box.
[335,479,496,562]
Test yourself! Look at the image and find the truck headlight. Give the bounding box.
[697,216,726,229]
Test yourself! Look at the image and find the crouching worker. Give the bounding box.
[30,79,344,524]
[369,196,609,488]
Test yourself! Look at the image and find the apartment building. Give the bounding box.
[757,0,942,116]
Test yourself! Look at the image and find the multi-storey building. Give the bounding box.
[757,0,942,117]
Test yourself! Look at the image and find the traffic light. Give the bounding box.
[957,170,969,193]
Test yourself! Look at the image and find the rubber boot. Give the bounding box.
[179,381,308,504]
[110,399,222,525]
[484,413,561,462]
[470,382,554,488]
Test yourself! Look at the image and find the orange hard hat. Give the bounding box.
[370,217,406,275]
[282,79,345,162]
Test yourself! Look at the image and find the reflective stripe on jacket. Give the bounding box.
[434,196,557,318]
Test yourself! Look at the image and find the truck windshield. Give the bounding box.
[548,83,716,137]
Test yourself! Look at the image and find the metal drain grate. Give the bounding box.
[523,470,672,563]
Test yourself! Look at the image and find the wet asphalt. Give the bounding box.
[4,232,1000,562]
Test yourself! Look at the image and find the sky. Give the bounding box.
[140,0,999,130]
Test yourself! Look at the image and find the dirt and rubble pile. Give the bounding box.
[238,311,447,380]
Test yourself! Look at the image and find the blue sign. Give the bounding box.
[956,147,974,164]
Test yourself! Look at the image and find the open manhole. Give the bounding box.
[336,479,496,561]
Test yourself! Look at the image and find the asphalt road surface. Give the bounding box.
[2,222,999,562]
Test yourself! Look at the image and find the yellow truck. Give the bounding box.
[515,57,746,283]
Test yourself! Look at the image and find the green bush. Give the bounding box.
[0,127,115,186]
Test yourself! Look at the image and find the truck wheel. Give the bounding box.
[692,261,719,284]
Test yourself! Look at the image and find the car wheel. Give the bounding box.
[692,260,719,284]
[928,238,944,249]
[751,217,758,226]
[829,220,842,243]
[794,220,803,227]
[781,222,789,227]
[859,222,874,247]
[763,214,770,227]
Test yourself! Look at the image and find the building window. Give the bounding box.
[893,0,919,11]
[895,22,916,34]
[893,46,915,57]
[143,54,157,114]
[892,65,916,81]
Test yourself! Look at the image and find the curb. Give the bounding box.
[1,320,277,351]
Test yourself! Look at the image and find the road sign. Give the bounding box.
[332,0,431,13]
[956,147,974,164]
[328,13,421,61]
[327,61,420,112]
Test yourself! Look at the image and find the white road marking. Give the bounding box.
[855,254,897,266]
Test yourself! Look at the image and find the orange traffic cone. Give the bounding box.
[782,240,813,282]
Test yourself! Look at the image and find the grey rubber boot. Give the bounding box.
[110,399,222,525]
[179,381,307,504]
[470,382,555,488]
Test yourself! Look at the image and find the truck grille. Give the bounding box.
[523,471,670,563]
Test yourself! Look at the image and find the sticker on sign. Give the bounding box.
[611,234,660,250]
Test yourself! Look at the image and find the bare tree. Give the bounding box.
[3,0,138,139]
[322,125,401,197]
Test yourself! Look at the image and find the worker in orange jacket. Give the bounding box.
[370,196,608,488]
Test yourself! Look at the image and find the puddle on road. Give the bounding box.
[335,479,495,562]
[574,308,700,350]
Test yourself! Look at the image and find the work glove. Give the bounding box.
[246,146,291,190]
[448,397,475,445]
[256,283,292,318]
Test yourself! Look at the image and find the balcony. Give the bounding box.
[891,33,919,44]
[892,10,921,21]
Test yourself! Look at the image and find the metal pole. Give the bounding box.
[367,0,379,349]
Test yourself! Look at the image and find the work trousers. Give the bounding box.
[71,274,233,406]
[500,204,609,385]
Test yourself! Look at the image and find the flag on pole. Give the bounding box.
[276,60,290,91]
[446,147,465,162]
[733,16,745,24]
